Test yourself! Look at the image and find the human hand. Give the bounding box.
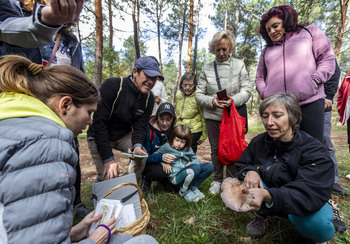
[248,188,272,212]
[217,96,232,108]
[186,162,191,166]
[244,171,263,189]
[212,96,232,108]
[131,147,148,162]
[70,211,100,242]
[41,0,85,26]
[162,153,176,164]
[103,160,119,180]
[325,99,333,111]
[162,163,172,174]
[88,216,117,244]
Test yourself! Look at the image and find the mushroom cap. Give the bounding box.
[220,177,254,212]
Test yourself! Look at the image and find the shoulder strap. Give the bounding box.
[149,128,156,144]
[146,92,150,108]
[108,77,150,119]
[109,77,124,119]
[262,47,269,79]
[213,61,222,90]
[303,27,313,40]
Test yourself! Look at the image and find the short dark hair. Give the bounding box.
[259,93,302,133]
[179,71,197,92]
[259,5,304,46]
[168,125,192,151]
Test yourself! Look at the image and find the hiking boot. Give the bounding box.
[191,187,205,200]
[73,203,92,220]
[179,189,200,202]
[332,184,348,195]
[328,199,347,233]
[209,181,221,194]
[246,215,269,238]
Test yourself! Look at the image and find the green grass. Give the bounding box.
[78,126,350,243]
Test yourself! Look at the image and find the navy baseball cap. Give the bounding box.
[134,57,164,81]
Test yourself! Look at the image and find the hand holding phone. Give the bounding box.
[217,89,228,101]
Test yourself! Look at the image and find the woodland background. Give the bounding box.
[76,0,349,112]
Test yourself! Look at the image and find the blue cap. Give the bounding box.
[134,57,164,81]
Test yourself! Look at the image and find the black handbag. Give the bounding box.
[213,61,248,133]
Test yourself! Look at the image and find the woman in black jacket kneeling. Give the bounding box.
[235,93,335,243]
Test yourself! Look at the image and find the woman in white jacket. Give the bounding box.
[195,30,252,195]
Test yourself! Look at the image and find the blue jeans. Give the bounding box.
[260,182,334,242]
[172,163,214,190]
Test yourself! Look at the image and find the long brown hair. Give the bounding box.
[0,55,99,107]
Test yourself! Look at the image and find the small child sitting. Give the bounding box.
[155,125,214,202]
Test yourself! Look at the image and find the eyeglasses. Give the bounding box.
[182,84,194,88]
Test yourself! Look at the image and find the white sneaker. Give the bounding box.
[209,181,221,194]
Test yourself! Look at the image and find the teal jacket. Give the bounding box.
[154,142,200,180]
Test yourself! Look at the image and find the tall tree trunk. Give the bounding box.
[186,0,194,72]
[108,0,114,76]
[192,0,201,73]
[156,0,163,72]
[232,0,240,57]
[224,2,228,30]
[132,0,140,59]
[173,1,187,104]
[94,0,103,87]
[334,0,349,60]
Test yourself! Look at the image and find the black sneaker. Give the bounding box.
[328,199,347,233]
[246,215,269,238]
[141,178,152,194]
[73,203,93,220]
[332,184,348,195]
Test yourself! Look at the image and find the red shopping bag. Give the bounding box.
[218,99,248,166]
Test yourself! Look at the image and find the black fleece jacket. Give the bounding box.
[324,59,340,111]
[236,130,333,217]
[87,76,154,162]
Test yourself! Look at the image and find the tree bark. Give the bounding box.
[186,0,194,72]
[108,0,114,76]
[156,0,163,72]
[334,0,349,60]
[132,0,141,59]
[94,0,103,87]
[192,0,200,73]
[232,0,240,57]
[173,1,187,103]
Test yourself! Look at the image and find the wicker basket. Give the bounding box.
[103,182,150,236]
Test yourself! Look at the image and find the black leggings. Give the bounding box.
[300,99,325,142]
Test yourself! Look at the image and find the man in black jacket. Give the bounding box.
[323,60,347,233]
[87,56,163,182]
[323,60,348,196]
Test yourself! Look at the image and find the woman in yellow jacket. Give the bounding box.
[175,71,207,154]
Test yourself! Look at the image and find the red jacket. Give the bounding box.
[337,72,350,124]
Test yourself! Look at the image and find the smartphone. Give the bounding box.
[217,89,228,100]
